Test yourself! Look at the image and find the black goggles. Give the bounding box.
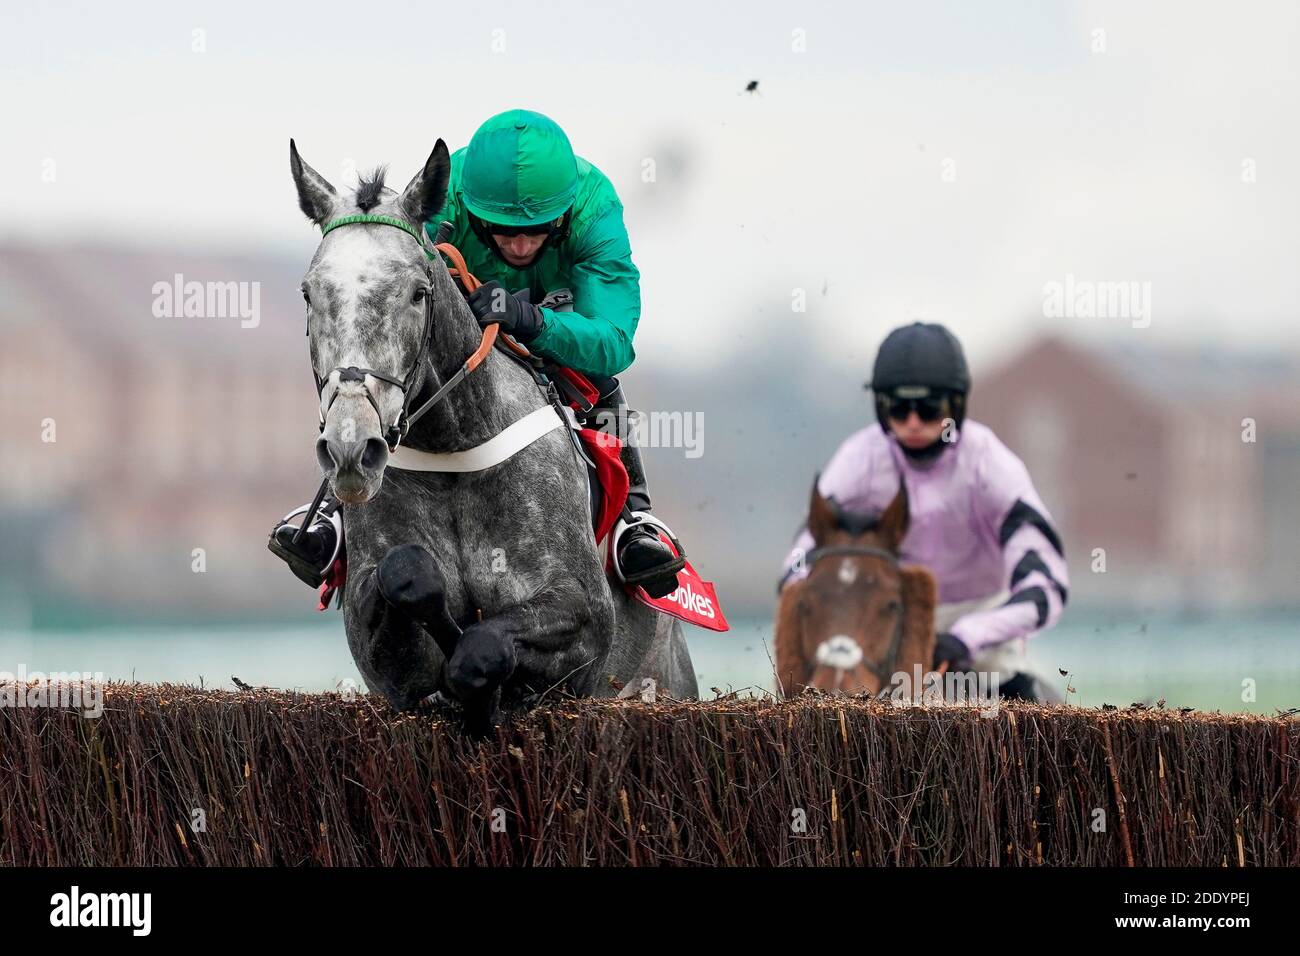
[477,214,564,238]
[884,393,949,423]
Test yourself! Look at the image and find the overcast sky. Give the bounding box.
[3,0,1297,371]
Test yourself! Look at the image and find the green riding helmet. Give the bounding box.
[460,109,579,227]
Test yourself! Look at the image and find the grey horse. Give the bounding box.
[289,139,697,730]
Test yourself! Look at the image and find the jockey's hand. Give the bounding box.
[933,631,973,671]
[467,280,545,343]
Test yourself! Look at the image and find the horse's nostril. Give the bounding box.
[360,437,388,471]
[316,437,336,473]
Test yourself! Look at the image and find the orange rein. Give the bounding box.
[434,241,534,369]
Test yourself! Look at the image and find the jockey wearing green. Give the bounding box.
[271,109,685,598]
[432,110,639,380]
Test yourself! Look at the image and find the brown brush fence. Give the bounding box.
[1,684,1296,866]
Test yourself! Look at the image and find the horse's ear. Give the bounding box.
[807,475,838,545]
[289,139,338,227]
[398,139,450,228]
[878,481,910,551]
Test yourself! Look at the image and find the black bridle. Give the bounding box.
[804,543,906,685]
[292,213,503,551]
[309,214,442,452]
[313,309,436,452]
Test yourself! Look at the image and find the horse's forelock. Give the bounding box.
[353,166,390,213]
[828,498,880,537]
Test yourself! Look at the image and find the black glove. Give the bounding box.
[467,280,545,342]
[933,631,972,670]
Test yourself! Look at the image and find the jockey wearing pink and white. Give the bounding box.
[780,323,1069,698]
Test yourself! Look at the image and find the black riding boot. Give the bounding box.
[588,379,686,598]
[268,496,343,589]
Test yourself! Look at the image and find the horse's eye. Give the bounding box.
[412,287,428,305]
[302,289,311,306]
[884,600,902,616]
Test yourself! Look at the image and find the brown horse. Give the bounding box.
[774,481,937,697]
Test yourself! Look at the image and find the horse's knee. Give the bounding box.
[376,544,445,617]
[447,621,517,698]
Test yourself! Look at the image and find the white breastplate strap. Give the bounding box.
[387,405,564,473]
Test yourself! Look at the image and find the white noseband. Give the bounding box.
[815,635,864,672]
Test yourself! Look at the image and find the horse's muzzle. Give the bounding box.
[317,434,389,502]
[810,635,881,694]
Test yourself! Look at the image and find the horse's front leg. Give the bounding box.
[447,577,598,727]
[348,543,460,710]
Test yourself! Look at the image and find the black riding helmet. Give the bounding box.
[866,322,971,456]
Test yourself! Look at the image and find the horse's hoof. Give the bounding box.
[460,691,504,743]
[376,544,446,619]
[447,622,518,698]
[418,690,461,717]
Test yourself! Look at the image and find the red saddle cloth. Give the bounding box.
[554,368,627,545]
[578,427,628,545]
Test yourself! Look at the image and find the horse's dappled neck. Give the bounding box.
[402,267,540,454]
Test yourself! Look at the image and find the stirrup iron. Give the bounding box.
[610,512,687,586]
[267,501,343,588]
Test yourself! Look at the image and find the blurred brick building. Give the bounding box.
[974,336,1300,610]
[0,242,321,622]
